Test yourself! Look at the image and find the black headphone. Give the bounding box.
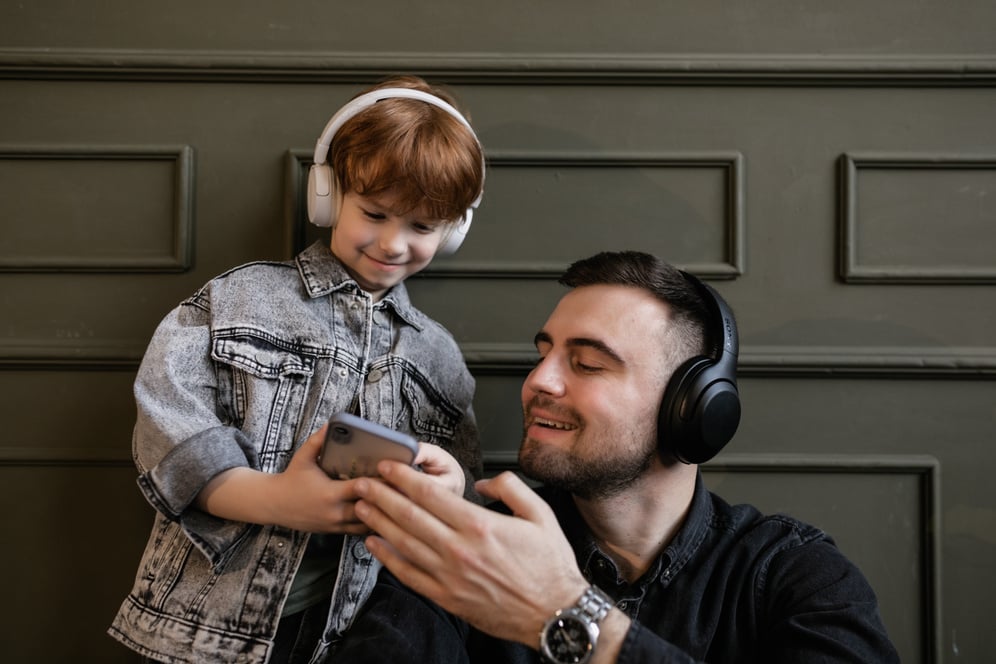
[657,272,741,464]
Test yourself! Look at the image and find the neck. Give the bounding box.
[573,461,697,584]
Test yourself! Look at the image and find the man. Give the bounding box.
[344,251,900,663]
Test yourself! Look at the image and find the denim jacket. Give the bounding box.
[108,241,481,663]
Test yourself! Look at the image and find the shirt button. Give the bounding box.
[367,369,383,383]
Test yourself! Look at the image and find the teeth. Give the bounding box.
[535,417,574,430]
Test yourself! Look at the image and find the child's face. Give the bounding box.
[330,190,448,301]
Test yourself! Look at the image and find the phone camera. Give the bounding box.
[330,425,352,444]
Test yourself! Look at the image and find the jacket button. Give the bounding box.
[366,369,383,383]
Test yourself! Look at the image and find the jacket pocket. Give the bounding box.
[213,331,316,472]
[398,368,462,446]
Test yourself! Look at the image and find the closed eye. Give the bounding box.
[412,221,441,234]
[573,359,603,374]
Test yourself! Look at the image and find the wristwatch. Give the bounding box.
[539,585,614,664]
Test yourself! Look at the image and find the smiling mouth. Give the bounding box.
[530,416,578,431]
[365,255,405,269]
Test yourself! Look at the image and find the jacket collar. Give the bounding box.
[295,241,423,330]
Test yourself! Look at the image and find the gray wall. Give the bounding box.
[2,2,994,661]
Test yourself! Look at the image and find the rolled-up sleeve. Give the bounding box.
[132,293,261,563]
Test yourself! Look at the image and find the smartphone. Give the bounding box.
[319,412,419,479]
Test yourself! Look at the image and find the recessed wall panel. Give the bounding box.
[0,146,194,272]
[841,154,996,283]
[286,151,744,278]
[704,457,937,664]
[0,369,137,456]
[0,461,152,662]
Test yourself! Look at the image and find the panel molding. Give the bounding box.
[2,48,996,85]
[706,453,941,664]
[462,342,996,378]
[4,341,995,377]
[0,447,133,466]
[839,152,996,284]
[0,342,145,369]
[285,149,745,279]
[0,144,195,272]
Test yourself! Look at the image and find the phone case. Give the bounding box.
[319,412,419,479]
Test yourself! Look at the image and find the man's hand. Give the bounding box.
[354,463,589,647]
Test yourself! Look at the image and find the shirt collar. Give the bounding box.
[542,470,715,591]
[294,241,423,330]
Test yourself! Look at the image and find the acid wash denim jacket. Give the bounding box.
[108,241,482,664]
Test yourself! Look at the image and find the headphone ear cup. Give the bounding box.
[658,357,741,464]
[436,209,474,256]
[307,163,338,228]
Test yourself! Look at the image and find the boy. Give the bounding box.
[108,75,486,663]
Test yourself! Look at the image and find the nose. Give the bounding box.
[523,355,566,398]
[378,222,407,257]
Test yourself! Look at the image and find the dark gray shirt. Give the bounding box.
[339,472,900,663]
[532,474,901,663]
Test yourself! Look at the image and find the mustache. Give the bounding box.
[523,395,580,425]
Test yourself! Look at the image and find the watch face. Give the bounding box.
[542,615,593,664]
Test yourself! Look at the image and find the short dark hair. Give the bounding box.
[559,251,711,373]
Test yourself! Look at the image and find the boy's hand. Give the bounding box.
[413,442,466,497]
[197,423,370,535]
[272,423,372,533]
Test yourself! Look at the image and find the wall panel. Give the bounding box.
[0,146,193,272]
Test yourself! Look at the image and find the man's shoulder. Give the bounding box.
[708,490,827,545]
[702,492,862,586]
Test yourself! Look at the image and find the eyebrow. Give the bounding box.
[533,331,626,365]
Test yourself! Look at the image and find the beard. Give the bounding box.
[518,396,658,500]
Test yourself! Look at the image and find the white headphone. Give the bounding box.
[306,87,485,256]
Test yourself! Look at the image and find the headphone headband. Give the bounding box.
[312,87,477,167]
[685,272,739,367]
[657,272,741,464]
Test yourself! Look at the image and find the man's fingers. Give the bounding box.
[475,471,555,524]
[373,460,480,532]
[354,476,451,569]
[363,533,446,602]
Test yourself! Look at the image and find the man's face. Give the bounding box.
[519,284,672,499]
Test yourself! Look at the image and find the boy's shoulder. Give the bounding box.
[214,257,298,282]
[189,243,337,302]
[184,257,300,304]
